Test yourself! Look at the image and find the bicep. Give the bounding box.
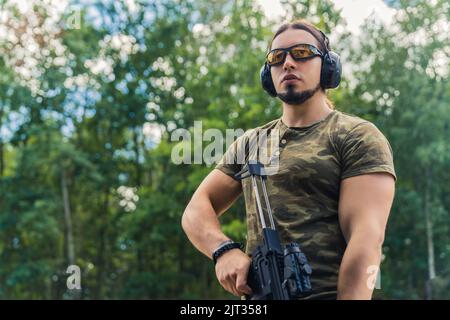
[191,169,242,217]
[338,173,395,243]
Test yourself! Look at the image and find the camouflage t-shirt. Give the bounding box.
[215,109,396,300]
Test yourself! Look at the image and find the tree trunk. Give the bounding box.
[178,234,186,297]
[424,168,436,300]
[133,126,142,186]
[61,168,75,266]
[62,168,82,300]
[94,189,110,299]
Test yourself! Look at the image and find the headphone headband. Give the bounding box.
[260,27,341,96]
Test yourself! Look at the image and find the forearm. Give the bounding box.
[337,233,383,300]
[182,198,230,259]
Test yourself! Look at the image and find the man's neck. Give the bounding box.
[281,92,332,127]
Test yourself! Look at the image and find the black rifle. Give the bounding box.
[234,161,312,300]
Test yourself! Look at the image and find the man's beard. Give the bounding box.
[277,82,321,105]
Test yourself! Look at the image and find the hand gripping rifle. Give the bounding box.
[234,161,312,300]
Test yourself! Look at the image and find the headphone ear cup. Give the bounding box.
[260,63,277,97]
[320,51,342,89]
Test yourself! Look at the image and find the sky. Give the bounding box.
[257,0,397,34]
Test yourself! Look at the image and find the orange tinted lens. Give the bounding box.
[291,45,314,59]
[267,49,285,65]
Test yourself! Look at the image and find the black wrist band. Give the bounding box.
[212,242,243,265]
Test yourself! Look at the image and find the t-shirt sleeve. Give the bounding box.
[214,137,245,181]
[340,122,397,181]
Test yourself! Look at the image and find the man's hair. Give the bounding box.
[268,19,335,108]
[268,19,330,53]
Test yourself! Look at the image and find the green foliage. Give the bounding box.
[0,0,448,299]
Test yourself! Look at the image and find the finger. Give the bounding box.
[227,274,240,297]
[218,271,235,296]
[224,283,236,296]
[220,277,235,296]
[223,280,239,297]
[236,271,252,295]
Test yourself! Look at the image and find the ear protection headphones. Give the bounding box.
[260,28,342,97]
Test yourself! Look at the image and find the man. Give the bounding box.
[182,20,396,300]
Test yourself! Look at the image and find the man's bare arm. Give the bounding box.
[181,169,242,259]
[337,172,395,300]
[182,169,253,297]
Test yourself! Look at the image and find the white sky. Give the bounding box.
[257,0,397,34]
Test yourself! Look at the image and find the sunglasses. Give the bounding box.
[266,43,323,66]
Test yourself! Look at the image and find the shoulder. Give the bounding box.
[328,110,371,134]
[328,110,387,144]
[327,111,396,180]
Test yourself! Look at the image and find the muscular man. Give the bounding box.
[182,20,396,300]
